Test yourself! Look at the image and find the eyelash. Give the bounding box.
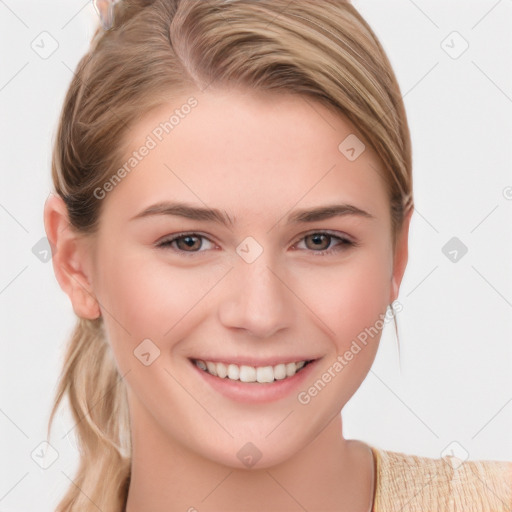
[155,231,357,257]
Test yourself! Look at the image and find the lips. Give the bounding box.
[192,358,315,383]
[190,356,321,403]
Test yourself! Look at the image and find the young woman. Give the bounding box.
[43,0,512,510]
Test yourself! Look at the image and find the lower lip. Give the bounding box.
[190,359,319,403]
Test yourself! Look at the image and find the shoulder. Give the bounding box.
[369,444,512,512]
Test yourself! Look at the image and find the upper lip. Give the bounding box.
[190,356,321,367]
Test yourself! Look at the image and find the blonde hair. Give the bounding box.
[47,1,413,510]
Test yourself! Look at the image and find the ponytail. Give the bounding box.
[46,318,131,511]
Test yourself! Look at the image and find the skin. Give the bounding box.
[44,87,412,511]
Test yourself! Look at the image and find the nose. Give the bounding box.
[217,250,295,339]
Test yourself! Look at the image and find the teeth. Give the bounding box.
[196,360,207,371]
[227,364,239,380]
[286,362,296,377]
[216,362,227,378]
[273,363,287,380]
[256,366,274,383]
[239,365,257,383]
[206,361,217,376]
[194,359,310,383]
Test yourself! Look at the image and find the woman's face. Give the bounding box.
[85,87,408,468]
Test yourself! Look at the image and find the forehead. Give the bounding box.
[106,88,389,223]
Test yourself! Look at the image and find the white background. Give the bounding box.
[1,0,511,510]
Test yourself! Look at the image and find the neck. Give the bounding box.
[125,398,373,512]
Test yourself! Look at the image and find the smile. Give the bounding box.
[193,359,313,383]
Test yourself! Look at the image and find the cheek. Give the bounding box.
[96,247,226,354]
[293,251,392,347]
[293,253,392,413]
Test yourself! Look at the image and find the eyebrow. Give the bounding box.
[129,201,375,226]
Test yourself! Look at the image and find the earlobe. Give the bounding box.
[43,193,101,320]
[389,206,413,304]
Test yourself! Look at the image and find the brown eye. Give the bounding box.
[156,233,215,254]
[304,233,332,251]
[175,235,202,251]
[156,231,355,257]
[295,231,355,255]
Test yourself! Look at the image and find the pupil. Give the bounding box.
[181,236,199,250]
[309,234,329,250]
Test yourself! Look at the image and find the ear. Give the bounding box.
[43,193,101,319]
[389,206,413,304]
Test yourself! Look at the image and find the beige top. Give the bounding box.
[368,444,512,511]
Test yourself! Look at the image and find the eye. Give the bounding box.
[155,232,215,255]
[155,231,356,257]
[293,231,356,255]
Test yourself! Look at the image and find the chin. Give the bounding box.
[195,436,302,471]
